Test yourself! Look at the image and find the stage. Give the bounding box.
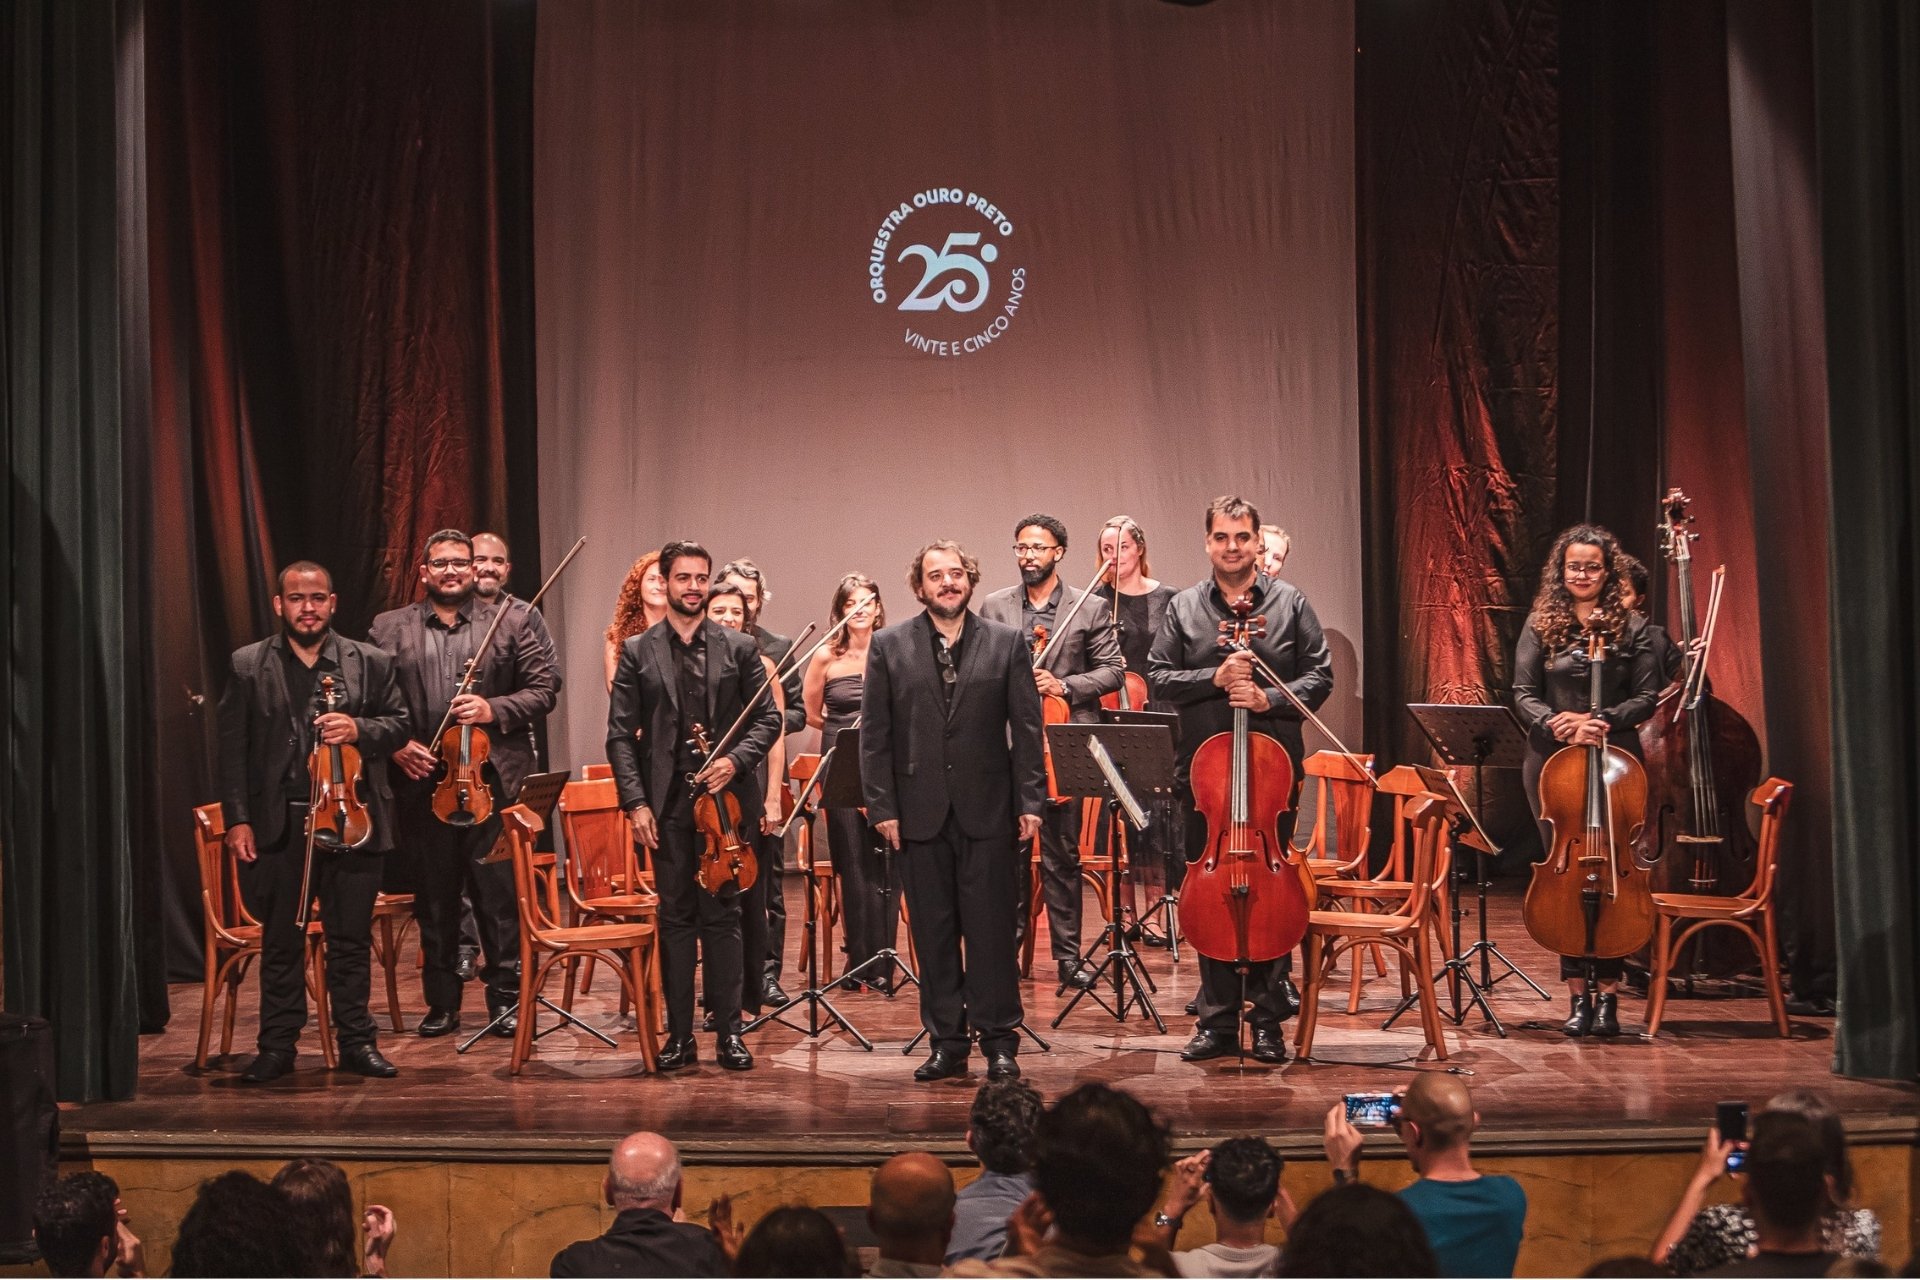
[56,885,1917,1277]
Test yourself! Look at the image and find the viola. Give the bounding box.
[1029,624,1070,797]
[1178,595,1311,966]
[309,675,372,850]
[1524,631,1656,962]
[686,722,759,895]
[432,657,494,828]
[1638,489,1762,977]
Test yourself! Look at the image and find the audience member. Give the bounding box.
[1324,1075,1527,1278]
[1147,1139,1290,1277]
[732,1206,857,1277]
[1278,1182,1437,1277]
[1657,1092,1881,1274]
[33,1172,143,1278]
[550,1132,727,1277]
[169,1171,310,1277]
[270,1158,393,1279]
[1703,1113,1839,1277]
[947,1080,1043,1265]
[866,1153,955,1277]
[1584,1259,1673,1277]
[949,1081,1171,1277]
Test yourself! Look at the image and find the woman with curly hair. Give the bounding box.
[1512,524,1661,1038]
[603,551,670,691]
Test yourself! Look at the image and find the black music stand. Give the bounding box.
[746,729,877,1046]
[1045,722,1175,1032]
[1101,709,1185,956]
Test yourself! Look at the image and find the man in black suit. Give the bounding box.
[369,529,562,1040]
[217,561,410,1083]
[550,1132,728,1277]
[862,540,1047,1083]
[607,541,783,1071]
[978,514,1125,991]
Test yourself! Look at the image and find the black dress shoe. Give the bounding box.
[417,1008,461,1038]
[716,1035,754,1071]
[1180,1029,1236,1062]
[455,945,479,983]
[1786,994,1834,1017]
[655,1036,698,1071]
[701,1010,717,1032]
[240,1049,296,1084]
[1250,1027,1288,1064]
[761,977,791,1007]
[1590,993,1621,1037]
[986,1053,1020,1082]
[1277,977,1303,1019]
[1184,996,1199,1017]
[487,1004,518,1038]
[1562,994,1594,1037]
[1058,961,1096,991]
[913,1049,969,1082]
[338,1044,399,1078]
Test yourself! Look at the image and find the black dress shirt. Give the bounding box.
[421,601,479,736]
[278,644,339,800]
[670,626,707,772]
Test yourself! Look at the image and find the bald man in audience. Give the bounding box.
[1323,1074,1528,1278]
[550,1132,727,1277]
[866,1153,956,1278]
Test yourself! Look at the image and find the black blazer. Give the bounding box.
[217,632,409,850]
[549,1208,727,1278]
[605,619,783,816]
[977,582,1125,723]
[860,611,1047,843]
[367,596,562,800]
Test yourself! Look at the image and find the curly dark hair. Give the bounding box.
[1527,524,1632,653]
[605,551,662,647]
[171,1171,311,1277]
[1031,1083,1170,1251]
[1012,514,1068,550]
[906,540,981,595]
[1279,1183,1437,1277]
[32,1172,118,1278]
[968,1078,1042,1174]
[1206,1137,1283,1226]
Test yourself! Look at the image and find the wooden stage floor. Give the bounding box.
[70,885,1914,1163]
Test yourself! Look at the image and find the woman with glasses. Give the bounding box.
[1512,524,1661,1038]
[802,575,897,991]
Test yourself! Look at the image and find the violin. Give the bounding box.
[1638,489,1762,978]
[1029,624,1070,797]
[1178,596,1312,966]
[309,675,372,850]
[1524,630,1656,962]
[432,657,494,827]
[687,723,759,896]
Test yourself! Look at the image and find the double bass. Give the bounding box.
[1524,630,1656,965]
[1639,489,1762,978]
[1178,597,1312,970]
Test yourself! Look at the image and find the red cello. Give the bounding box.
[1178,596,1312,970]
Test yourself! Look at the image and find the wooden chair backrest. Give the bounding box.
[1743,777,1793,904]
[1373,765,1430,880]
[558,778,641,909]
[581,762,613,781]
[1296,751,1376,871]
[504,805,564,938]
[193,804,256,941]
[1399,794,1452,927]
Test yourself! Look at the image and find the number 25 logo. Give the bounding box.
[897,233,999,313]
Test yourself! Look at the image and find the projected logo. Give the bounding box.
[868,187,1027,357]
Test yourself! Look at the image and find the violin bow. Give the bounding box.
[1223,628,1379,791]
[1031,556,1116,668]
[427,534,586,744]
[1679,565,1727,713]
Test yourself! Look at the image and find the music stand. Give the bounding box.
[1099,709,1184,955]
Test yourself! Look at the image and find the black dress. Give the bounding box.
[1511,613,1660,980]
[820,673,899,982]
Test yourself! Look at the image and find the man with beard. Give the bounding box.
[861,541,1047,1083]
[217,561,410,1082]
[978,515,1124,992]
[1148,496,1331,1066]
[715,559,798,1009]
[370,530,562,1040]
[606,541,783,1071]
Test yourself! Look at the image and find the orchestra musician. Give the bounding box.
[369,530,561,1041]
[1148,496,1331,1065]
[979,515,1124,991]
[603,551,669,692]
[1512,524,1661,1038]
[1615,551,1687,686]
[605,541,783,1072]
[801,574,898,990]
[217,561,409,1083]
[861,541,1046,1083]
[1258,524,1292,579]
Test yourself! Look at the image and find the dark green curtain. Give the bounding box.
[1819,0,1920,1080]
[0,0,144,1100]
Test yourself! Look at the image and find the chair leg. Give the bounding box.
[1412,929,1448,1060]
[1647,915,1675,1037]
[197,947,222,1069]
[221,954,253,1059]
[310,939,337,1069]
[632,944,661,1072]
[512,952,551,1075]
[579,953,597,995]
[378,917,406,1033]
[1346,935,1366,1014]
[1296,932,1325,1058]
[1759,909,1791,1037]
[562,953,580,1013]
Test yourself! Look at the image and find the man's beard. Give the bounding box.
[1019,563,1053,589]
[925,585,972,621]
[474,577,503,598]
[426,582,474,608]
[282,616,331,646]
[669,593,706,618]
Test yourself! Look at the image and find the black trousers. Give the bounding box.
[656,792,744,1039]
[1522,747,1628,983]
[1018,801,1084,969]
[761,826,788,982]
[239,804,382,1054]
[826,806,899,973]
[1180,787,1298,1032]
[396,786,519,1013]
[898,811,1023,1058]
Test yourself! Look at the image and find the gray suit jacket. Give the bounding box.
[977,582,1124,723]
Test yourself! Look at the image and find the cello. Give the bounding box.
[1178,597,1313,973]
[1524,630,1656,966]
[1638,489,1762,979]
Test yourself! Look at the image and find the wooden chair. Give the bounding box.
[1646,777,1794,1037]
[192,805,334,1069]
[556,777,659,1010]
[788,756,840,980]
[1296,752,1377,881]
[1316,765,1453,1007]
[1297,793,1453,1062]
[368,893,415,1032]
[581,763,614,781]
[502,805,660,1074]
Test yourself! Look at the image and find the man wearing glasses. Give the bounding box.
[861,541,1047,1083]
[979,515,1124,992]
[370,529,562,1041]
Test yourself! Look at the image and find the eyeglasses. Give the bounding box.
[1012,543,1060,556]
[936,640,957,686]
[1565,563,1606,578]
[427,557,473,571]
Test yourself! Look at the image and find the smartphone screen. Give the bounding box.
[1716,1100,1750,1173]
[1345,1092,1398,1128]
